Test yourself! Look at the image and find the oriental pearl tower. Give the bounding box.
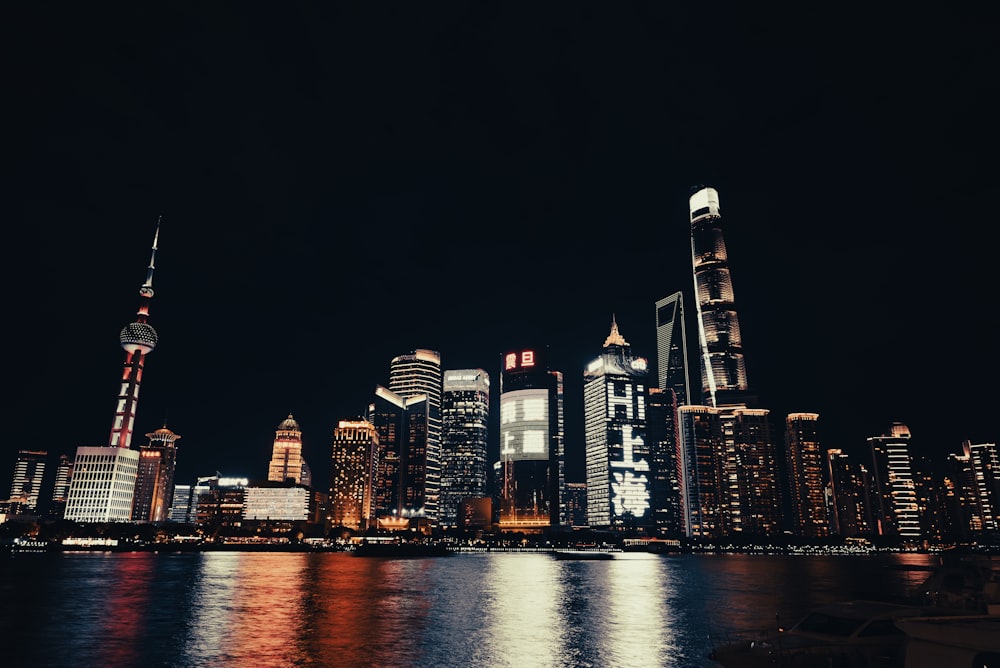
[109,220,160,449]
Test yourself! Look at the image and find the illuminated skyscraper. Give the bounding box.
[439,369,490,528]
[499,346,565,529]
[677,405,725,538]
[728,407,781,536]
[646,387,683,537]
[689,186,754,409]
[867,422,922,542]
[50,453,73,517]
[950,440,1000,534]
[65,222,161,523]
[369,386,431,526]
[329,419,377,531]
[388,349,442,523]
[583,317,651,530]
[7,450,47,511]
[268,414,305,484]
[654,291,692,406]
[131,424,181,522]
[785,413,829,538]
[826,449,873,538]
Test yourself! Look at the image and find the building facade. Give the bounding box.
[368,386,430,526]
[7,450,47,510]
[785,412,829,538]
[439,369,490,529]
[645,387,683,537]
[583,318,651,530]
[65,223,161,523]
[677,405,725,538]
[267,414,306,485]
[689,186,754,409]
[826,448,873,538]
[498,346,565,529]
[328,419,377,531]
[867,422,922,543]
[131,425,181,522]
[388,349,442,523]
[654,291,692,406]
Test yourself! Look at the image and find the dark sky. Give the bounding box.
[6,4,999,494]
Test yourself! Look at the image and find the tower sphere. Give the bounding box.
[119,322,158,354]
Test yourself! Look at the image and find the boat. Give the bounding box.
[708,599,946,668]
[351,541,452,557]
[551,548,619,560]
[895,613,1000,667]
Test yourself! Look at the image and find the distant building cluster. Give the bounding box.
[3,191,998,548]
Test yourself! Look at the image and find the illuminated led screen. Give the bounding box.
[499,389,550,461]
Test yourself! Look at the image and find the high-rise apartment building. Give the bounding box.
[654,291,692,406]
[947,440,1000,535]
[131,425,181,522]
[65,222,161,523]
[689,186,754,409]
[785,413,829,538]
[267,414,306,485]
[7,450,47,510]
[677,405,725,538]
[498,346,565,529]
[583,318,651,530]
[329,419,377,531]
[826,449,873,538]
[439,369,490,528]
[728,407,781,536]
[867,422,922,543]
[388,349,442,523]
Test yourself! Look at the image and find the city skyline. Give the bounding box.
[7,5,997,494]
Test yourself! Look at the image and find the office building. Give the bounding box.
[677,405,725,538]
[645,387,683,537]
[785,413,828,538]
[267,414,306,485]
[583,317,651,530]
[654,291,692,406]
[65,222,162,523]
[689,186,755,409]
[50,454,73,517]
[244,481,311,523]
[388,349,442,523]
[867,422,922,543]
[368,386,430,527]
[329,419,377,531]
[826,449,873,538]
[727,407,781,536]
[7,450,47,510]
[498,346,565,530]
[131,424,181,522]
[439,369,490,528]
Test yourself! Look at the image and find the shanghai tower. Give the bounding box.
[689,186,755,409]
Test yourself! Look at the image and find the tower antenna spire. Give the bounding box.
[141,215,161,296]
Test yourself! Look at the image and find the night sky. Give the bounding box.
[7,5,998,494]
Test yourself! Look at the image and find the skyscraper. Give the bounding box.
[645,387,683,537]
[677,404,725,538]
[689,186,754,409]
[65,222,161,523]
[50,453,73,517]
[867,422,922,543]
[7,450,47,511]
[498,346,565,529]
[785,412,829,538]
[368,386,431,526]
[583,317,651,530]
[728,407,781,537]
[439,368,490,528]
[267,414,305,484]
[389,349,442,523]
[826,449,873,538]
[329,418,377,531]
[654,291,692,405]
[131,424,181,522]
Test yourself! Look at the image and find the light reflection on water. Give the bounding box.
[0,550,938,668]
